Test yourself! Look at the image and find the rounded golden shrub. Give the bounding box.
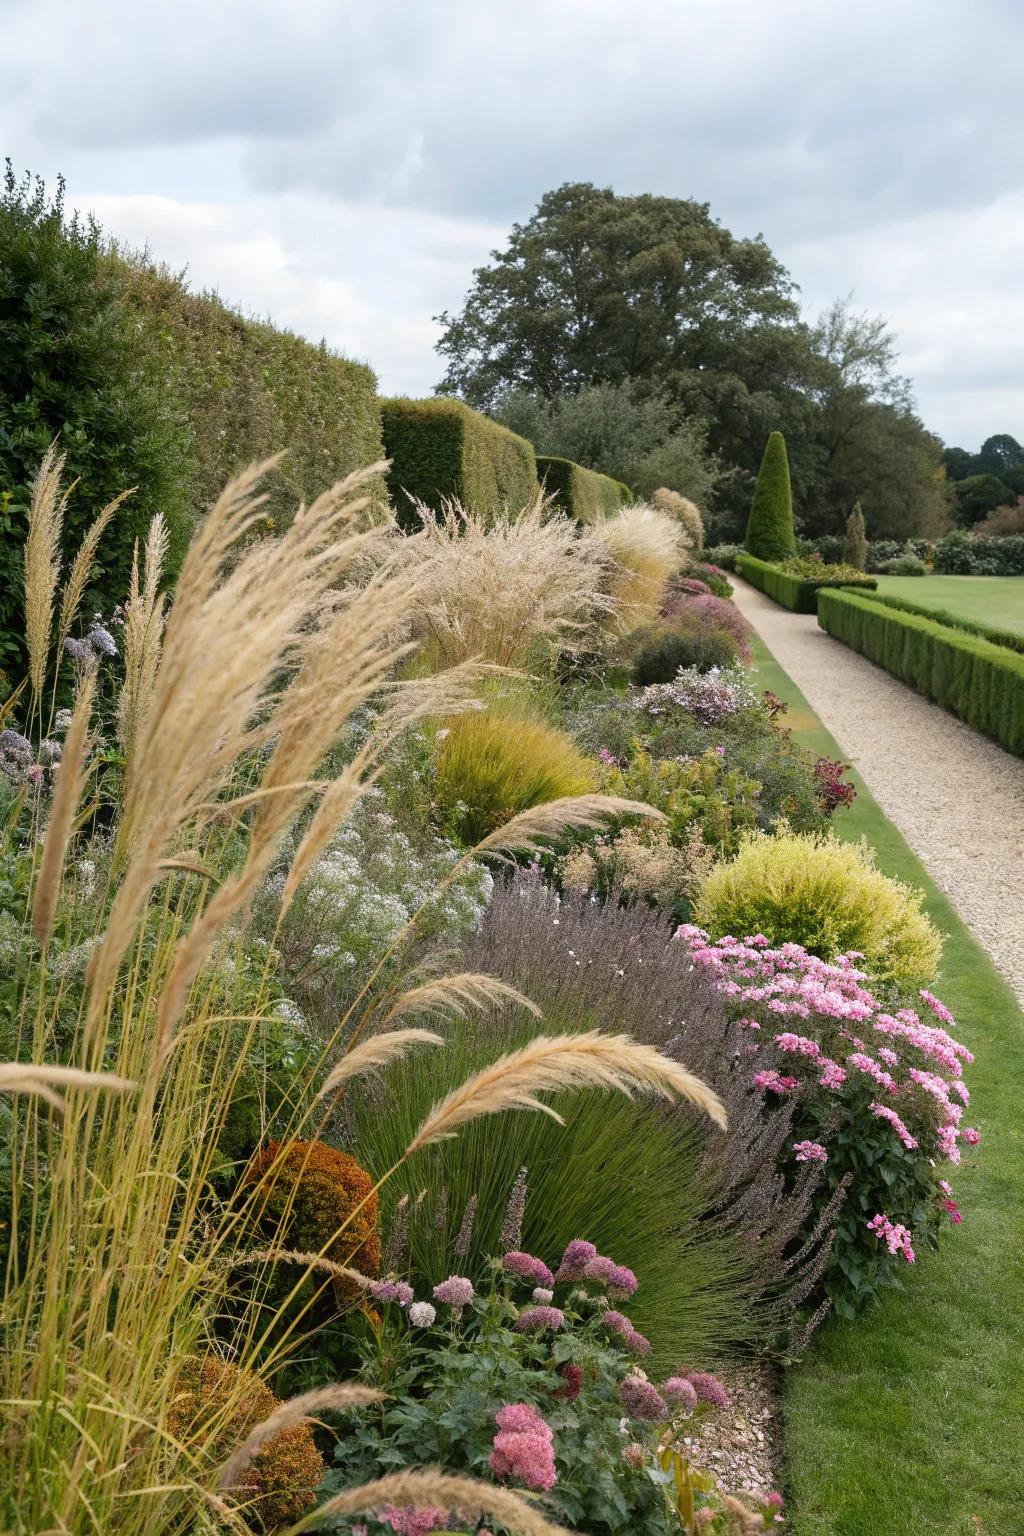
[244,1139,381,1293]
[693,829,942,991]
[166,1356,324,1531]
[435,711,596,844]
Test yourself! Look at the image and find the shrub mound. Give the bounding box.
[631,620,739,683]
[694,828,942,990]
[650,486,705,552]
[818,589,1024,756]
[243,1140,381,1291]
[381,397,539,528]
[166,1356,324,1529]
[435,710,595,843]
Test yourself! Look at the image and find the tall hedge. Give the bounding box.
[536,455,631,524]
[118,260,386,534]
[744,431,795,561]
[380,398,538,528]
[818,589,1024,756]
[0,166,186,680]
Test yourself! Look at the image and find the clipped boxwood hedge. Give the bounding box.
[857,591,1024,656]
[380,397,538,528]
[818,589,1024,756]
[736,553,877,613]
[536,454,631,524]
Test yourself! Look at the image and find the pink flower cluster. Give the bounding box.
[489,1403,557,1491]
[635,663,757,727]
[793,1140,828,1164]
[432,1275,474,1309]
[867,1213,915,1264]
[554,1240,637,1300]
[514,1305,565,1334]
[381,1507,446,1536]
[502,1250,555,1288]
[619,1373,668,1422]
[600,1309,652,1355]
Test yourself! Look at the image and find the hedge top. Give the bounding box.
[380,397,539,528]
[745,430,796,562]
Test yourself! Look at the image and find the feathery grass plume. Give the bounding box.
[218,1383,383,1492]
[289,1468,570,1536]
[0,1063,136,1113]
[378,973,542,1030]
[315,1029,445,1101]
[588,502,686,632]
[57,489,134,647]
[402,494,615,669]
[117,512,169,764]
[230,1249,377,1292]
[31,660,97,946]
[24,442,74,703]
[405,1030,726,1158]
[471,793,663,862]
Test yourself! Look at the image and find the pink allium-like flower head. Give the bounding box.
[433,1275,474,1308]
[503,1250,555,1288]
[408,1301,436,1327]
[606,1263,638,1300]
[371,1280,414,1306]
[662,1376,698,1413]
[381,1507,446,1536]
[619,1373,668,1422]
[514,1305,565,1334]
[555,1239,598,1282]
[685,1371,730,1408]
[532,1286,554,1304]
[489,1403,556,1491]
[624,1328,652,1356]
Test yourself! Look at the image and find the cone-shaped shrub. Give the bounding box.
[843,502,868,571]
[744,432,795,561]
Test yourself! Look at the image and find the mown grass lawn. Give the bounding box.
[747,632,1024,1536]
[875,573,1024,635]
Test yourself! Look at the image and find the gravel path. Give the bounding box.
[731,576,1024,1006]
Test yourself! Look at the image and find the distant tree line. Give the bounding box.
[434,182,953,545]
[941,434,1024,529]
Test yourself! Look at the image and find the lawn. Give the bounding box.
[875,573,1024,635]
[747,632,1024,1536]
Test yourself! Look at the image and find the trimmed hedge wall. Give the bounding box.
[536,455,631,523]
[856,591,1024,657]
[119,259,387,535]
[736,553,877,613]
[380,397,538,528]
[818,589,1024,756]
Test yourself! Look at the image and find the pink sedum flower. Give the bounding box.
[433,1275,474,1308]
[489,1403,557,1491]
[792,1139,828,1164]
[502,1251,555,1288]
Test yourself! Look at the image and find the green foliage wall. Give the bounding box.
[380,397,538,527]
[118,260,386,535]
[744,431,796,561]
[535,454,630,523]
[736,553,876,613]
[818,590,1024,756]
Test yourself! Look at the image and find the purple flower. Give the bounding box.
[514,1306,565,1333]
[685,1372,730,1408]
[63,637,90,663]
[86,622,118,658]
[619,1373,668,1422]
[502,1250,555,1288]
[662,1377,698,1413]
[432,1275,474,1308]
[607,1264,638,1300]
[371,1279,414,1306]
[555,1239,598,1282]
[624,1328,651,1356]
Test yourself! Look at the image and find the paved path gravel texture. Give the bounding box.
[730,576,1024,1006]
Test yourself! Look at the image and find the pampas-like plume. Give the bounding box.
[230,1248,375,1291]
[116,512,169,765]
[587,502,686,632]
[0,1063,136,1113]
[315,1029,444,1101]
[218,1383,383,1492]
[24,443,74,703]
[405,1030,725,1158]
[31,661,97,947]
[291,1468,569,1536]
[377,973,542,1030]
[472,793,663,862]
[57,489,133,647]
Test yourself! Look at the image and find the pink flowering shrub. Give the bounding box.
[678,925,978,1315]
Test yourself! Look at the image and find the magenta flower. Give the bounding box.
[870,1103,918,1150]
[502,1250,555,1288]
[371,1279,414,1306]
[381,1508,446,1535]
[685,1371,730,1408]
[555,1239,598,1282]
[514,1305,565,1333]
[619,1373,668,1422]
[489,1403,557,1491]
[867,1212,915,1263]
[963,1126,980,1145]
[792,1139,828,1164]
[554,1362,582,1402]
[662,1376,698,1413]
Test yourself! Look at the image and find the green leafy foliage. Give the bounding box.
[535,454,630,523]
[380,397,538,528]
[933,531,1024,575]
[736,552,876,612]
[744,432,795,562]
[818,588,1024,755]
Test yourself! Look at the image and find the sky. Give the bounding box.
[2,0,1022,449]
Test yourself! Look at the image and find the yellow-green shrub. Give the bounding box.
[435,711,596,844]
[166,1356,324,1530]
[693,829,942,990]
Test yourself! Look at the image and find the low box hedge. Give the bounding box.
[856,591,1024,656]
[736,553,877,613]
[536,454,631,524]
[818,589,1024,756]
[380,397,539,528]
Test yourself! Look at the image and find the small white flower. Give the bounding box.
[409,1301,436,1327]
[532,1287,554,1304]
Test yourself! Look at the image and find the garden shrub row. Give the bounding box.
[856,590,1024,656]
[535,453,631,523]
[736,552,876,613]
[818,588,1024,755]
[380,396,539,528]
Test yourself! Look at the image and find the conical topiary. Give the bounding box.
[744,432,795,562]
[843,501,867,571]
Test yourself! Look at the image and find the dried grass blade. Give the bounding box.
[296,1468,570,1535]
[218,1383,383,1492]
[378,973,541,1030]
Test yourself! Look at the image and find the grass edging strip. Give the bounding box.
[747,631,1024,1536]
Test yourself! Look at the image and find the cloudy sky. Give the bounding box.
[3,0,1022,448]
